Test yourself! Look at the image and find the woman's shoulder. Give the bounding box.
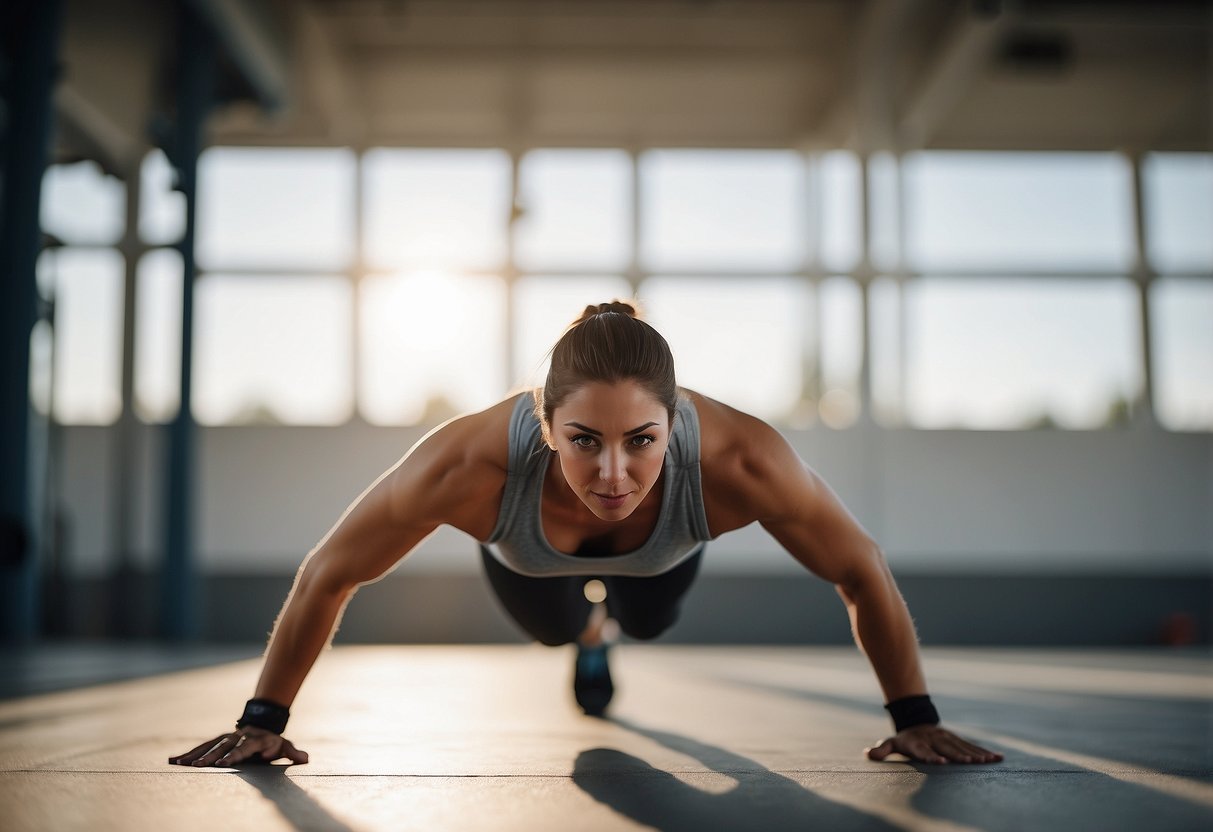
[681,388,784,461]
[682,388,803,534]
[425,391,530,473]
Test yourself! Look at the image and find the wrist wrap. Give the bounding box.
[885,694,940,733]
[236,698,290,734]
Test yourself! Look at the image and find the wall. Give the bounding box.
[45,418,1213,644]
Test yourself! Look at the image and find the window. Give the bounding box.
[904,279,1141,430]
[139,149,186,246]
[1143,153,1213,274]
[904,152,1133,271]
[641,150,807,272]
[515,150,631,272]
[135,249,183,422]
[197,147,355,271]
[869,276,902,426]
[363,149,511,272]
[35,248,125,424]
[512,275,634,386]
[867,152,901,272]
[819,276,863,428]
[359,272,507,425]
[820,151,862,273]
[640,277,810,421]
[194,275,353,425]
[1151,279,1213,431]
[41,161,125,245]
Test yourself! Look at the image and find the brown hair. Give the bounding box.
[535,301,678,446]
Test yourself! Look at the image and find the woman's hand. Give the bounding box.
[168,726,309,768]
[866,724,1003,765]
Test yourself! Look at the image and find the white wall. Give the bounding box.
[53,419,1212,579]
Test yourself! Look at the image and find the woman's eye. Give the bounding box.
[571,435,596,448]
[631,435,655,448]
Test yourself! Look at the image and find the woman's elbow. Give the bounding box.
[295,548,361,600]
[835,546,894,604]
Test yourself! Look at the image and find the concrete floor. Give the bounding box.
[0,644,1209,831]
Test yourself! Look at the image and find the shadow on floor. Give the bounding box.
[572,717,902,832]
[232,764,356,832]
[717,673,1213,777]
[905,761,1213,832]
[717,678,1213,832]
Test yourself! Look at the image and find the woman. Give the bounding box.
[169,302,1002,768]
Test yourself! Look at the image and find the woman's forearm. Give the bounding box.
[252,562,356,708]
[837,555,928,703]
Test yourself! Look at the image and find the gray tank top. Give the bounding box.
[483,392,712,577]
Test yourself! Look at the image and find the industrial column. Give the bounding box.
[0,0,64,643]
[159,5,216,641]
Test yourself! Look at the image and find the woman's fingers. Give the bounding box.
[904,735,948,765]
[169,734,232,766]
[275,738,310,765]
[865,726,1003,765]
[865,738,895,761]
[169,729,309,768]
[169,735,230,765]
[185,735,240,767]
[216,733,259,767]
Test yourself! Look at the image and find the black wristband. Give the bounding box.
[885,694,940,733]
[236,698,290,734]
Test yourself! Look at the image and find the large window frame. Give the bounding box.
[39,147,1212,432]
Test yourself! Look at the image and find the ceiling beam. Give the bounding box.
[898,2,1016,150]
[185,0,291,113]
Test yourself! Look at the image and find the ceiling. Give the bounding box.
[49,0,1213,173]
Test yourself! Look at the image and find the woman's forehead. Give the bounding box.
[556,380,669,422]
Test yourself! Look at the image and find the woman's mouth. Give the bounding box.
[591,491,629,510]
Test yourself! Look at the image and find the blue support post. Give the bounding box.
[159,4,216,642]
[0,0,63,643]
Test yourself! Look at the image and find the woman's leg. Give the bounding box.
[602,547,704,641]
[479,546,591,646]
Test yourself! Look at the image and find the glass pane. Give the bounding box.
[904,152,1134,271]
[905,279,1141,430]
[1144,153,1213,274]
[641,150,807,271]
[639,277,810,421]
[36,248,124,424]
[135,249,183,422]
[512,275,634,386]
[194,276,353,425]
[821,151,862,273]
[869,276,902,426]
[1151,279,1213,431]
[41,161,125,245]
[515,150,631,271]
[819,276,862,428]
[359,272,507,425]
[867,153,901,272]
[363,149,511,271]
[198,148,355,270]
[139,149,186,246]
[29,320,53,417]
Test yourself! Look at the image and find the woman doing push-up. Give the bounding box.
[170,301,1002,769]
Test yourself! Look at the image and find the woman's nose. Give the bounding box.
[599,450,626,484]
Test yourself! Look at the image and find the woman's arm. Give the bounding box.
[694,394,1001,765]
[169,399,512,767]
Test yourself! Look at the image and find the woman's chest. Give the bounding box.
[540,498,662,556]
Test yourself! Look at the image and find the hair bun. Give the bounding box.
[580,300,638,322]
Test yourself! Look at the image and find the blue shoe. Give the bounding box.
[574,643,614,717]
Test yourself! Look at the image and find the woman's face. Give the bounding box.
[549,379,672,522]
